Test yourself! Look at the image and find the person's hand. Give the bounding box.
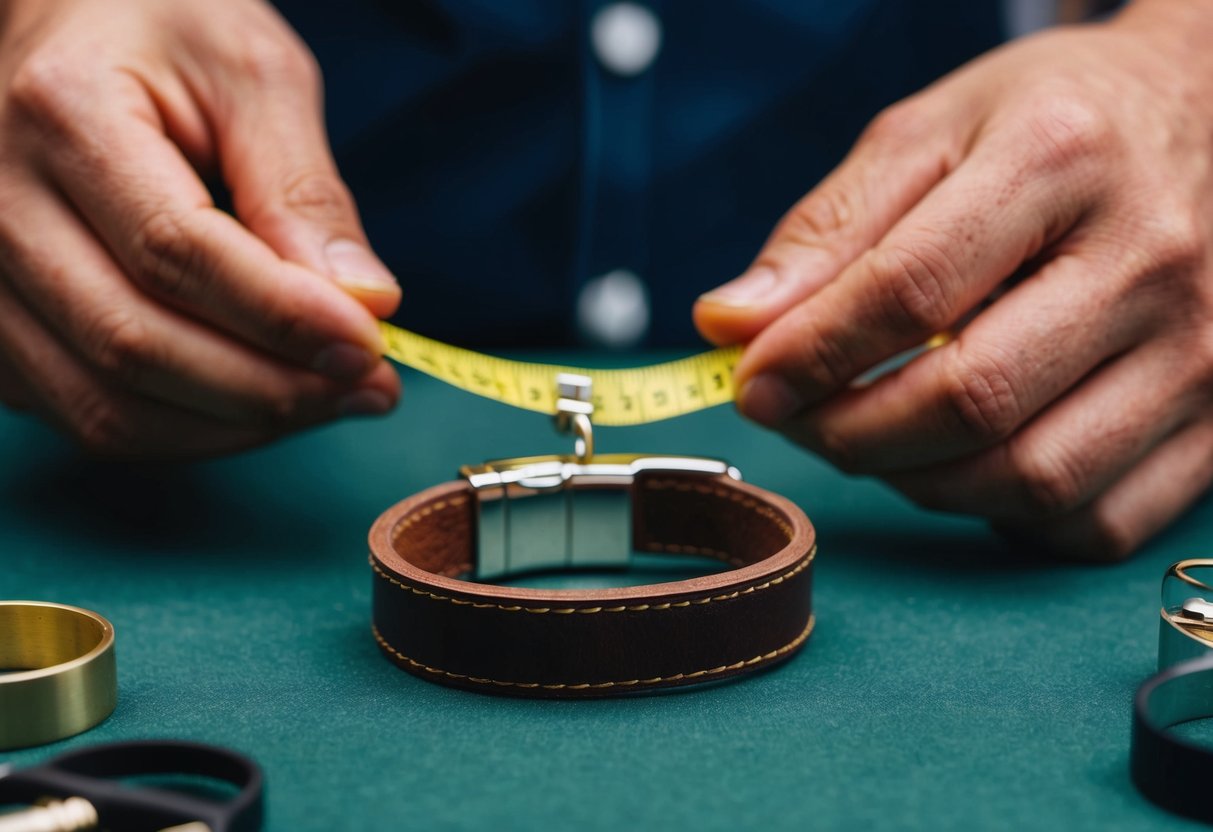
[0,0,402,458]
[695,1,1213,560]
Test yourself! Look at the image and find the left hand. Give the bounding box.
[694,1,1213,560]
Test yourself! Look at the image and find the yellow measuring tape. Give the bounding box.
[379,322,741,426]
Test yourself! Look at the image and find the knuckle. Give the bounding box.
[868,239,959,334]
[230,31,319,88]
[1145,203,1205,274]
[863,99,932,147]
[8,51,86,132]
[279,168,355,224]
[796,330,857,390]
[1022,90,1113,172]
[132,210,207,301]
[781,183,857,244]
[1008,440,1086,518]
[88,310,156,386]
[940,352,1022,445]
[70,392,134,456]
[266,305,307,351]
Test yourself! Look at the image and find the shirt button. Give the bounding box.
[590,3,663,77]
[577,269,650,349]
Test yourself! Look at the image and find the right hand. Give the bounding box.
[0,0,402,458]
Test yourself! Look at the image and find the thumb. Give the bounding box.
[212,41,401,320]
[694,100,960,346]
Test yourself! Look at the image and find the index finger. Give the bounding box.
[734,127,1100,427]
[26,80,386,380]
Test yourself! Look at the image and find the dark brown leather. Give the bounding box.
[369,472,815,698]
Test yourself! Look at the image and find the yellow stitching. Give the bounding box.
[392,495,469,546]
[369,545,816,614]
[642,541,745,567]
[371,616,814,691]
[381,478,810,613]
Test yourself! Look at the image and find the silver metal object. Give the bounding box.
[1177,597,1213,623]
[462,454,742,581]
[1139,653,1213,735]
[554,372,595,462]
[463,371,741,580]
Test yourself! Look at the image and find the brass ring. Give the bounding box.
[1168,559,1213,592]
[925,331,955,350]
[0,601,117,750]
[1158,560,1213,670]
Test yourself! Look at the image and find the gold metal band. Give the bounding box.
[1158,560,1213,669]
[0,601,117,750]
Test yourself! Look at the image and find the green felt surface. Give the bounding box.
[1,360,1209,831]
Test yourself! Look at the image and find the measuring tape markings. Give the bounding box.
[378,322,742,425]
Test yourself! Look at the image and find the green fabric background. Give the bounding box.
[1,361,1209,831]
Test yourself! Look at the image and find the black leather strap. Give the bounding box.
[1131,653,1213,824]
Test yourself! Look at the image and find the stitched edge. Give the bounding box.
[391,495,469,548]
[372,615,815,691]
[370,545,815,614]
[641,542,746,568]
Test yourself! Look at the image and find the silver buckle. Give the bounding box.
[460,374,742,581]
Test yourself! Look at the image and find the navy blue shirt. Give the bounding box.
[272,1,1004,347]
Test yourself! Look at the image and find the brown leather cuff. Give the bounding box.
[369,470,815,698]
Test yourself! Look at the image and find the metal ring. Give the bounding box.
[1169,559,1213,592]
[1132,653,1213,825]
[0,601,117,750]
[1159,560,1213,670]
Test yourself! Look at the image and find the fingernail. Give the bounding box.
[314,343,374,381]
[325,239,399,293]
[739,374,803,426]
[338,389,394,417]
[699,267,779,308]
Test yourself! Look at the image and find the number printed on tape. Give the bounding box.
[377,322,742,425]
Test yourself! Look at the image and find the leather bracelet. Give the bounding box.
[0,601,117,750]
[369,454,815,698]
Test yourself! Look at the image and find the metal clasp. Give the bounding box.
[461,372,742,579]
[461,454,742,580]
[554,372,594,462]
[461,372,740,580]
